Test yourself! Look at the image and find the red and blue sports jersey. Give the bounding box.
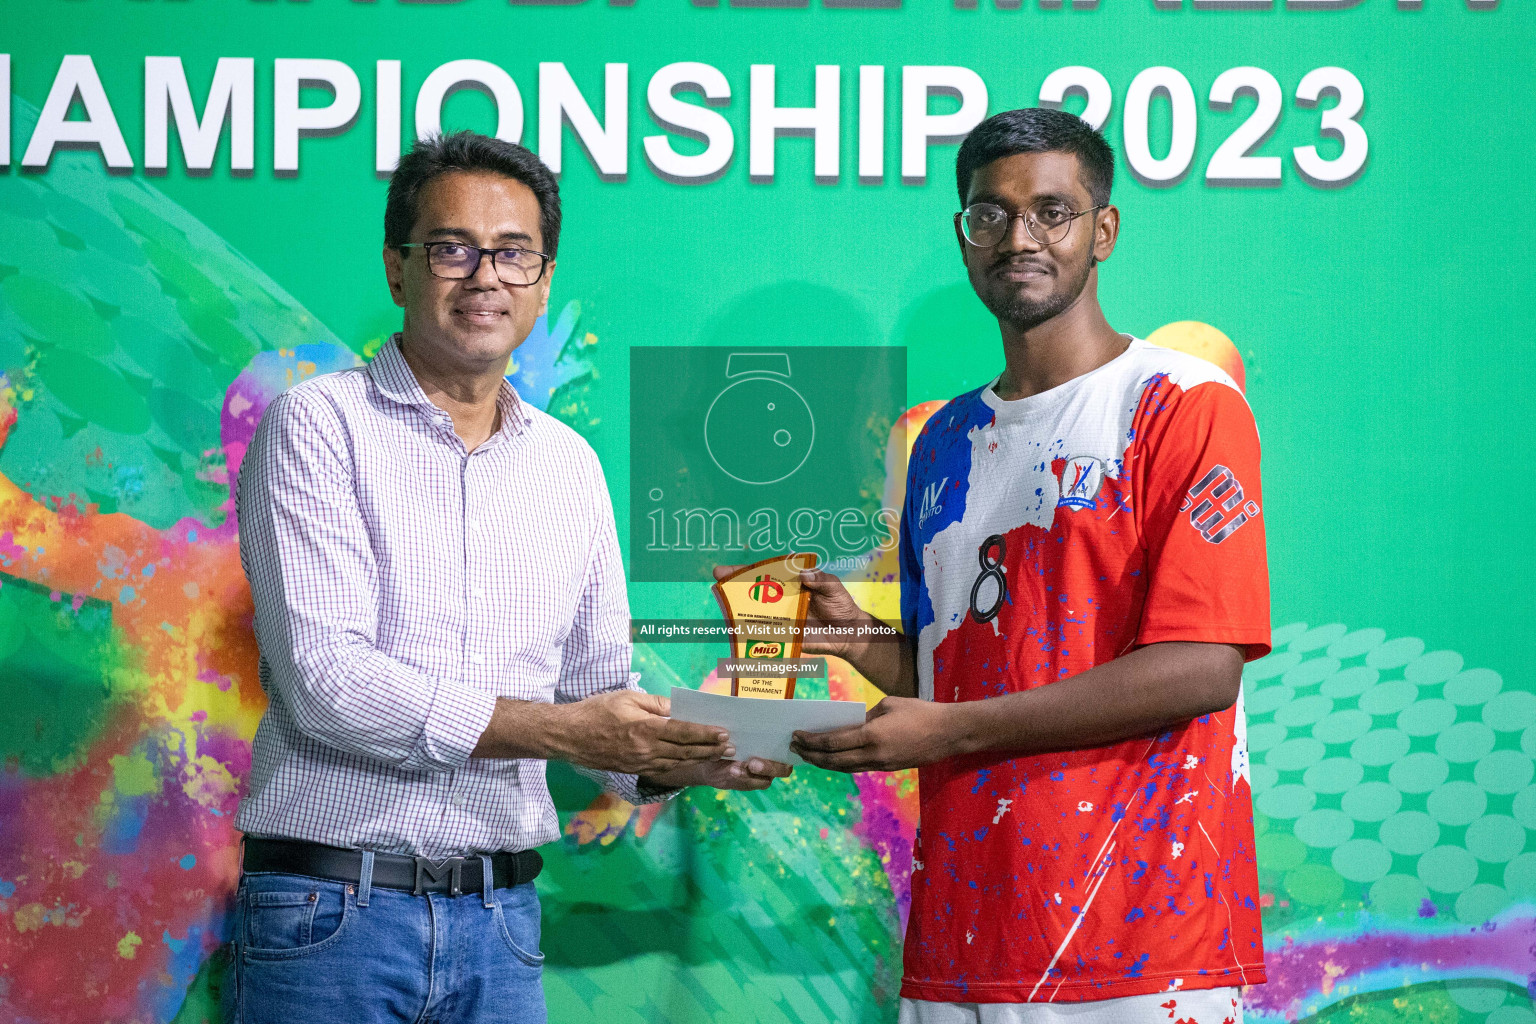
[898,338,1271,1004]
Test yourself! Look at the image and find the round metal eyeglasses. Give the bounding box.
[957,200,1106,249]
[397,241,551,286]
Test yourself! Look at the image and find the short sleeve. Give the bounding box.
[1130,377,1272,661]
[899,440,924,640]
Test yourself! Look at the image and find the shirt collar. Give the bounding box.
[368,334,434,410]
[492,377,531,440]
[369,333,533,443]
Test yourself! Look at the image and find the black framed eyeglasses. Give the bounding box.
[957,200,1107,249]
[398,241,551,286]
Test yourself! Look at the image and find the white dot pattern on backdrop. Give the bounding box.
[1246,622,1531,926]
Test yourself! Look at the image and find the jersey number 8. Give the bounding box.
[970,534,1008,624]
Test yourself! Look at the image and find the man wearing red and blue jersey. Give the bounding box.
[791,109,1271,1024]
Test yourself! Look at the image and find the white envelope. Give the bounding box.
[668,686,868,766]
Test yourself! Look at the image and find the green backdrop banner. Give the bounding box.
[1,2,1533,1022]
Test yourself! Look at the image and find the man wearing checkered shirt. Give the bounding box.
[228,132,790,1024]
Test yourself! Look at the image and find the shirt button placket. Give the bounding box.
[462,453,477,675]
[462,453,491,679]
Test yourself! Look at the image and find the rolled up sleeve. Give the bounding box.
[554,457,675,804]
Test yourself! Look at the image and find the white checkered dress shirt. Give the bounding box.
[236,336,655,859]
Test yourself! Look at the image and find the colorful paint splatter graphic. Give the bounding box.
[1240,624,1536,1023]
[2,110,1534,1022]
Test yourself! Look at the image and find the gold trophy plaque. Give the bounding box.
[712,553,817,699]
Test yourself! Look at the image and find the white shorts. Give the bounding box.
[898,987,1243,1024]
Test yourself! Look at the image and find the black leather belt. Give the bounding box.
[243,837,543,896]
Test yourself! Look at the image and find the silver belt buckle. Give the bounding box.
[412,856,466,896]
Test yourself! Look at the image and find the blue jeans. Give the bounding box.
[225,859,546,1024]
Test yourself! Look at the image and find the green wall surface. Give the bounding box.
[0,2,1533,1021]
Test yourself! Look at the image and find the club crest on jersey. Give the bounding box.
[918,477,948,528]
[1181,464,1261,544]
[1057,456,1105,510]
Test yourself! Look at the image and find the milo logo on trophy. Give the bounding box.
[712,553,817,699]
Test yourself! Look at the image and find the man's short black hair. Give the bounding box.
[956,108,1114,208]
[384,131,562,257]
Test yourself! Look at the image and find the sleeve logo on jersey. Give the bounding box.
[1056,456,1105,510]
[1181,464,1261,544]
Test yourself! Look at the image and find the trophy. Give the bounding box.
[712,553,818,699]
